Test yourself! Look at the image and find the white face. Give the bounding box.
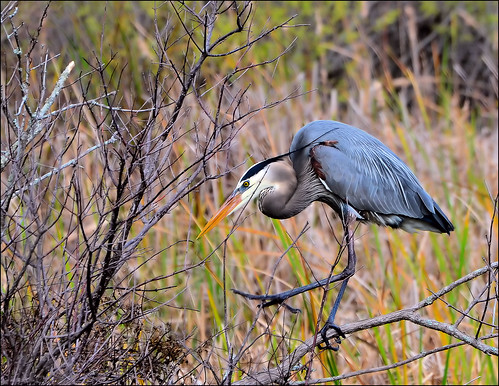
[228,164,273,216]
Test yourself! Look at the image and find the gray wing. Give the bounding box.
[290,120,436,218]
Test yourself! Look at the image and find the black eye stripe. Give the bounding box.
[240,155,285,181]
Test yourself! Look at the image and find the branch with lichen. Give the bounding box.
[1,61,75,170]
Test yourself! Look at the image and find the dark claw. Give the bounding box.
[279,302,301,314]
[232,288,295,309]
[257,300,301,314]
[317,322,346,351]
[233,288,301,313]
[231,288,267,300]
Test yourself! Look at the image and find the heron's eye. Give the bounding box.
[242,180,250,188]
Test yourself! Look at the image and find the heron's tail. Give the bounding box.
[400,201,454,234]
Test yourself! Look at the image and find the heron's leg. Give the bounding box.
[232,216,356,310]
[232,272,351,309]
[232,221,356,311]
[318,220,357,350]
[233,214,357,344]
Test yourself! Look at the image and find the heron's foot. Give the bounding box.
[231,288,270,300]
[231,288,300,313]
[317,321,346,351]
[273,302,301,314]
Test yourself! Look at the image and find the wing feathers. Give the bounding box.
[291,121,437,219]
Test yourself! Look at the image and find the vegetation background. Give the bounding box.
[1,1,497,384]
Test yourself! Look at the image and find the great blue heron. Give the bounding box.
[198,120,454,349]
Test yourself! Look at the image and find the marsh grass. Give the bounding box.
[1,1,497,384]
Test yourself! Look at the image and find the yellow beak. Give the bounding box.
[197,191,242,239]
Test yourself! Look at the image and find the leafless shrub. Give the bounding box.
[0,2,298,383]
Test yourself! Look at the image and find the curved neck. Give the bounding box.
[259,160,325,219]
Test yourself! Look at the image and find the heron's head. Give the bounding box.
[197,156,287,238]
